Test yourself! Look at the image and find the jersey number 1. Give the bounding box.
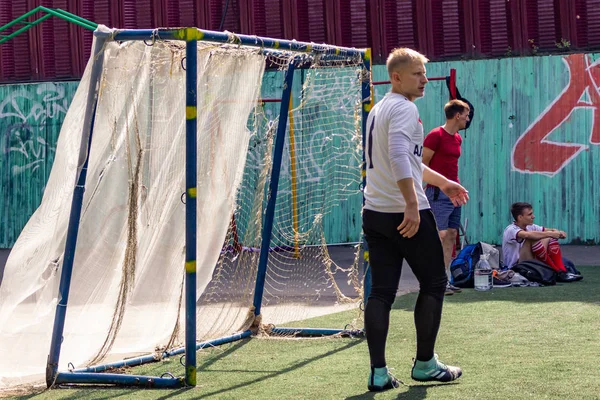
[367,116,375,169]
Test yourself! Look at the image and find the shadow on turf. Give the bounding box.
[14,340,253,400]
[197,337,251,371]
[14,383,195,400]
[345,382,458,400]
[17,338,364,399]
[16,387,140,400]
[189,338,364,399]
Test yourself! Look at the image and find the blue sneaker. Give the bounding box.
[368,366,401,391]
[411,354,462,382]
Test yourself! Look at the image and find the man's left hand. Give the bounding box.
[440,181,469,207]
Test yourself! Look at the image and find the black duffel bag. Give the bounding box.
[511,260,557,286]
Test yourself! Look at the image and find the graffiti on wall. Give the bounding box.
[0,83,70,177]
[512,54,600,176]
[0,82,78,247]
[3,55,600,247]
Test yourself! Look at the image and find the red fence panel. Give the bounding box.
[240,0,285,38]
[427,0,468,59]
[336,0,370,49]
[472,0,516,57]
[78,0,121,74]
[122,0,164,29]
[0,1,36,82]
[573,0,600,50]
[370,0,424,63]
[522,0,562,52]
[165,0,201,27]
[3,0,600,82]
[204,0,241,32]
[292,0,328,44]
[0,0,86,82]
[39,0,82,78]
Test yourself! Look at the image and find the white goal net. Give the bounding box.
[0,29,366,389]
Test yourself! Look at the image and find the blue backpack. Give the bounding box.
[449,243,483,288]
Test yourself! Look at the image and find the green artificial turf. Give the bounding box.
[10,266,600,400]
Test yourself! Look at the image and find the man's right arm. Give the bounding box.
[396,177,419,238]
[517,230,561,241]
[542,227,567,239]
[388,104,420,238]
[422,129,438,167]
[422,147,435,166]
[396,178,419,207]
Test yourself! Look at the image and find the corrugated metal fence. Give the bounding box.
[407,53,600,246]
[0,82,79,246]
[2,0,600,82]
[1,53,600,247]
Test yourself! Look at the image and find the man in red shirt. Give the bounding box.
[423,99,470,295]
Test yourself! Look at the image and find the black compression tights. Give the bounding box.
[363,209,447,367]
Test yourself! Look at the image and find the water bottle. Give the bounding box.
[474,253,493,291]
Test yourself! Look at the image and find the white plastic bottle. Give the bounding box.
[474,253,493,291]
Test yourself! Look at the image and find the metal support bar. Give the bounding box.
[251,61,296,317]
[55,372,184,388]
[184,31,198,387]
[75,330,252,373]
[0,6,97,45]
[45,33,107,388]
[193,330,252,351]
[46,7,98,30]
[361,50,373,306]
[0,14,52,45]
[0,6,45,32]
[112,28,364,58]
[269,327,364,337]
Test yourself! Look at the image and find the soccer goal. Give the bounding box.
[0,25,371,389]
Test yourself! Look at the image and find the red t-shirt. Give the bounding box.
[423,126,462,185]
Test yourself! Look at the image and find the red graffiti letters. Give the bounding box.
[512,54,600,176]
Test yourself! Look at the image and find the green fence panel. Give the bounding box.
[0,82,79,247]
[373,53,600,244]
[2,53,600,247]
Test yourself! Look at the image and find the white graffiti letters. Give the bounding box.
[0,83,69,126]
[0,83,68,177]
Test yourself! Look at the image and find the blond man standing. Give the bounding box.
[363,48,467,391]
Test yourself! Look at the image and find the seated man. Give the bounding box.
[502,202,580,282]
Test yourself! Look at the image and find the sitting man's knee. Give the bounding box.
[519,239,536,261]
